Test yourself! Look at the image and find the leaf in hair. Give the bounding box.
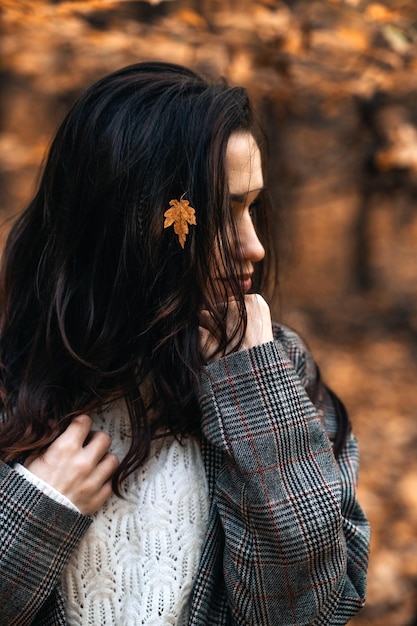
[164,196,196,248]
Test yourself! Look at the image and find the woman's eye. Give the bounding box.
[248,199,261,217]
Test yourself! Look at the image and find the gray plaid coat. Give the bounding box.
[0,324,370,625]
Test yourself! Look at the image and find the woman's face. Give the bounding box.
[216,131,265,294]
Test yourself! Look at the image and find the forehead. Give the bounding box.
[225,132,263,197]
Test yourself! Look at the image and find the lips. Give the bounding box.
[239,274,252,293]
[211,272,253,296]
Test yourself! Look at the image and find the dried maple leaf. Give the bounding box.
[163,196,196,249]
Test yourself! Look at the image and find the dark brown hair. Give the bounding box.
[0,62,278,491]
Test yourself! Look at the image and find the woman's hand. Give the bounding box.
[200,294,273,362]
[25,414,119,515]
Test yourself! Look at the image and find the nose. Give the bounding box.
[237,213,265,264]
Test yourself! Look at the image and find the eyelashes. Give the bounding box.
[229,193,263,220]
[249,199,261,218]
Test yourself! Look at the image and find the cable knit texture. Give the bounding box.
[60,400,210,626]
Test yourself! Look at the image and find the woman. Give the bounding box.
[0,62,369,625]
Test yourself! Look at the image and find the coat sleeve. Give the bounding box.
[198,329,370,626]
[0,460,92,626]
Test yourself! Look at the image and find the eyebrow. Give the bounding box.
[229,187,265,203]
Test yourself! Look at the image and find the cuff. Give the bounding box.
[14,463,81,513]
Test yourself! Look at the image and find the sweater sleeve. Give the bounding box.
[198,333,370,625]
[0,460,92,626]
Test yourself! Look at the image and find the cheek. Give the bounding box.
[207,231,239,285]
[210,235,227,279]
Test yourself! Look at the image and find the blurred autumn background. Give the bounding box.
[1,0,417,623]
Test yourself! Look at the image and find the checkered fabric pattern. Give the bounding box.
[0,463,91,625]
[190,324,370,625]
[0,324,370,625]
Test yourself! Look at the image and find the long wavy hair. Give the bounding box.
[0,62,279,491]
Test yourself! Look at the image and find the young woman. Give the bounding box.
[0,62,369,625]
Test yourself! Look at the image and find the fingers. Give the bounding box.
[25,415,120,515]
[93,449,120,487]
[67,413,94,444]
[243,294,273,347]
[85,477,114,515]
[199,293,273,361]
[84,429,113,463]
[53,415,113,463]
[74,452,120,516]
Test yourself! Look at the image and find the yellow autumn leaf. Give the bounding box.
[163,197,196,249]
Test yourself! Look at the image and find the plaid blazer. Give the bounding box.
[0,324,370,625]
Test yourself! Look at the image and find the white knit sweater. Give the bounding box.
[18,400,210,625]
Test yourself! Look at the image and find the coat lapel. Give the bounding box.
[188,438,231,625]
